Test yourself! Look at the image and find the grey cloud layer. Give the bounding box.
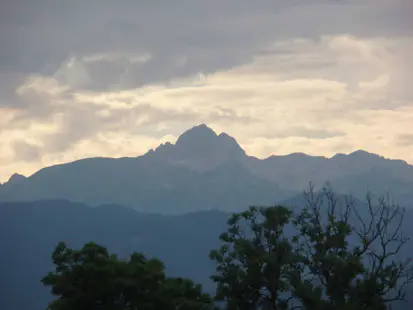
[1,0,411,88]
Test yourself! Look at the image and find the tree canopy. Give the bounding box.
[41,242,214,310]
[210,186,413,310]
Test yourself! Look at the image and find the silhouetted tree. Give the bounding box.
[210,205,296,310]
[42,242,213,310]
[210,185,413,310]
[291,185,413,310]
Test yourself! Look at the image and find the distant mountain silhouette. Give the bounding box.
[148,124,246,171]
[1,124,412,212]
[5,173,26,185]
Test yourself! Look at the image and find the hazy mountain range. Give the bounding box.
[1,198,412,310]
[0,200,226,310]
[1,124,413,213]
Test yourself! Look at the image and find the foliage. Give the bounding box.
[291,185,413,310]
[209,205,296,310]
[210,185,413,310]
[42,242,213,310]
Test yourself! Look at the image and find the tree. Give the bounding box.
[291,185,413,310]
[210,185,413,310]
[42,242,213,310]
[209,206,296,310]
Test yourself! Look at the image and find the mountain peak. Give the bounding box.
[149,124,246,171]
[7,173,26,185]
[349,149,373,156]
[332,150,381,160]
[175,124,244,155]
[175,124,217,147]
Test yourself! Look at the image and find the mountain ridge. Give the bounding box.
[1,124,413,211]
[5,124,411,181]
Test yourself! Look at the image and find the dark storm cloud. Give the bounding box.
[0,0,411,92]
[0,73,27,107]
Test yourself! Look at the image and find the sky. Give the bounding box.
[0,0,412,183]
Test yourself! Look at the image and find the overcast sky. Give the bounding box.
[0,0,412,182]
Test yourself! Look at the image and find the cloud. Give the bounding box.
[12,141,42,162]
[262,127,346,140]
[397,134,413,147]
[0,0,412,182]
[1,0,412,78]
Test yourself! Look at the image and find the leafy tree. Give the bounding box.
[209,206,296,310]
[42,242,213,310]
[291,185,413,310]
[210,185,413,310]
